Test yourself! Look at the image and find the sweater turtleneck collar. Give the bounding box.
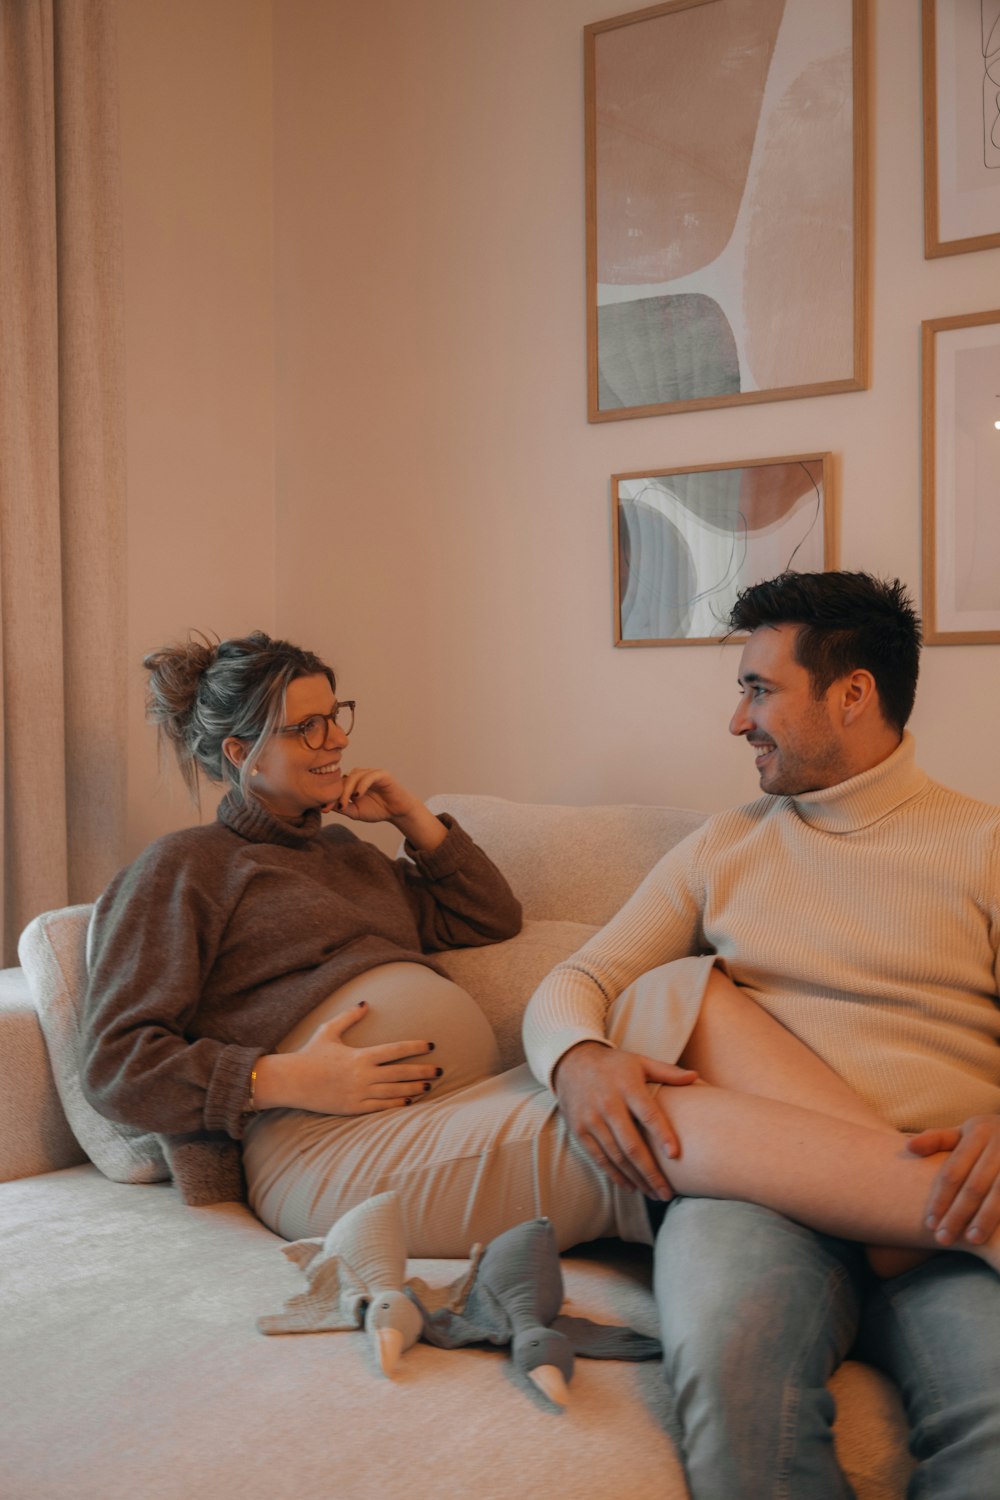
[788,732,928,834]
[218,789,323,849]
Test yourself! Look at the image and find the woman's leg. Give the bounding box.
[679,967,893,1131]
[245,1061,650,1254]
[641,1080,999,1272]
[609,963,990,1274]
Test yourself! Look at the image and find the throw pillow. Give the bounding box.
[18,905,169,1184]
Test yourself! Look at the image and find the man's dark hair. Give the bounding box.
[727,571,922,734]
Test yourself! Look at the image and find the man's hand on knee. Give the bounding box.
[552,1041,697,1200]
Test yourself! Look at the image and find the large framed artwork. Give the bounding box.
[921,309,1000,643]
[922,0,1000,258]
[612,453,835,646]
[585,0,870,422]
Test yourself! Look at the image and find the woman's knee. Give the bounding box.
[605,955,715,1061]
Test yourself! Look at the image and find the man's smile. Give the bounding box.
[748,738,776,767]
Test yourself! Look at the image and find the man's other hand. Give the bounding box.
[552,1040,697,1201]
[907,1115,1000,1246]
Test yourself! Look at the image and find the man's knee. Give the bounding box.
[654,1200,863,1383]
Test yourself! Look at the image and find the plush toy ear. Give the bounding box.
[257,1254,369,1334]
[406,1242,484,1315]
[281,1238,323,1273]
[552,1314,662,1362]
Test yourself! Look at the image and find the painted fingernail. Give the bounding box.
[423,1081,432,1092]
[434,1067,443,1077]
[358,1000,367,1009]
[427,1042,436,1052]
[403,1097,413,1106]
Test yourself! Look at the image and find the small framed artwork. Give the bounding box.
[922,0,1000,258]
[921,309,1000,643]
[585,0,870,421]
[612,453,835,646]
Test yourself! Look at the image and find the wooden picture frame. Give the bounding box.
[612,452,836,646]
[922,0,1000,259]
[921,309,1000,643]
[585,0,870,422]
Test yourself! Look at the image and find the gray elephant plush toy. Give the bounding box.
[257,1190,660,1407]
[411,1213,661,1406]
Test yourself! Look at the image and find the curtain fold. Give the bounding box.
[0,0,126,964]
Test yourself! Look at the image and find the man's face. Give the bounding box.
[729,624,853,795]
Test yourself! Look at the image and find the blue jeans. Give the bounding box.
[654,1200,1000,1500]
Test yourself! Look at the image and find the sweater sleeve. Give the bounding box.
[80,839,263,1141]
[394,814,522,950]
[523,828,707,1089]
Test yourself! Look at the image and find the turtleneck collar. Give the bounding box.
[788,732,928,834]
[217,789,323,849]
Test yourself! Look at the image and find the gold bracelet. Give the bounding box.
[247,1066,259,1114]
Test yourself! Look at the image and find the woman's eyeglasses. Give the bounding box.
[278,701,356,750]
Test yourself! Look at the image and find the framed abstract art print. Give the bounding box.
[612,453,835,646]
[923,0,1000,258]
[922,309,1000,642]
[586,0,870,421]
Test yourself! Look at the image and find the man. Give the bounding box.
[524,571,1000,1498]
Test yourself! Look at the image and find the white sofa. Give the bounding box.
[0,793,913,1500]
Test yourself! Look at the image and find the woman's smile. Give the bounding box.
[308,759,342,779]
[247,674,351,817]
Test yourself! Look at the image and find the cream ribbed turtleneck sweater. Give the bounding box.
[524,735,1000,1131]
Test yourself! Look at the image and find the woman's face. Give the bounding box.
[243,673,349,818]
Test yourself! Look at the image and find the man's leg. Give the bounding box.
[855,1255,1000,1500]
[655,1199,865,1500]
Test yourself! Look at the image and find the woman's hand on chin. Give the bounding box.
[325,768,447,852]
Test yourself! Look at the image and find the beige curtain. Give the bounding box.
[0,0,127,964]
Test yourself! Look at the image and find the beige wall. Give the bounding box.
[117,0,275,853]
[120,0,1000,857]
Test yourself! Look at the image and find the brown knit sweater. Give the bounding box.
[82,793,521,1203]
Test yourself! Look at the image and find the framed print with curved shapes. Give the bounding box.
[585,0,870,421]
[612,453,835,646]
[923,0,1000,258]
[922,309,1000,642]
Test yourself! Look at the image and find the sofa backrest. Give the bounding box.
[426,793,708,926]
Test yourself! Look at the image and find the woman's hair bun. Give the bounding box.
[143,631,220,742]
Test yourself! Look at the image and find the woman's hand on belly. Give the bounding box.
[251,1001,442,1115]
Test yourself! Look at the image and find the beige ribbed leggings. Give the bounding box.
[243,957,713,1256]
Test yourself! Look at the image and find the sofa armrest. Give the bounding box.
[0,968,86,1181]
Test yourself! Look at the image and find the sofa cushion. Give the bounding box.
[427,793,707,926]
[436,918,598,1070]
[17,906,169,1185]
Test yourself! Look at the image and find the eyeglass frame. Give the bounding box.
[277,701,356,749]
